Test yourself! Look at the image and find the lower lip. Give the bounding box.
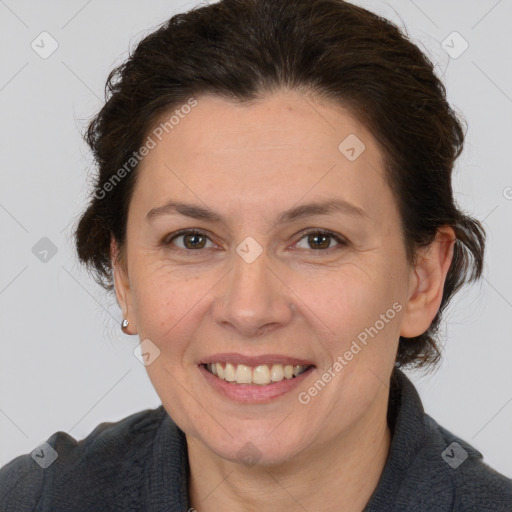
[199,364,315,403]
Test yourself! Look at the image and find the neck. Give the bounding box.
[187,388,392,512]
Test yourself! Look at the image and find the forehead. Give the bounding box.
[131,91,394,224]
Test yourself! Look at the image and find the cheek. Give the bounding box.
[300,261,401,327]
[295,262,405,373]
[128,261,232,369]
[130,268,202,348]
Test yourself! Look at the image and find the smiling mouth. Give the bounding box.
[203,362,313,385]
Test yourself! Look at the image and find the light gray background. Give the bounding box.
[1,0,511,477]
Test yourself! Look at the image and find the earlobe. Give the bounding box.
[399,227,455,338]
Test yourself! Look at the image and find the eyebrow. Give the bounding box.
[146,198,368,225]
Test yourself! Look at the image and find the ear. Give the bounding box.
[399,226,455,338]
[111,236,138,335]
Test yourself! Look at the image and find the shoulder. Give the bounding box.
[397,411,512,512]
[372,370,512,512]
[421,415,512,511]
[0,406,169,512]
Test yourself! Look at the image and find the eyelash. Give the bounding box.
[162,229,348,253]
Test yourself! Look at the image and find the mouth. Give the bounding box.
[198,355,316,403]
[202,362,313,385]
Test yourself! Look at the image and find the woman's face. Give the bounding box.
[113,90,421,465]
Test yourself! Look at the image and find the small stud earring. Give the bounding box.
[121,319,129,331]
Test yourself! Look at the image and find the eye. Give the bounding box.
[295,230,348,251]
[164,230,215,250]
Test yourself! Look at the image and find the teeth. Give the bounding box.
[205,363,310,385]
[270,364,284,382]
[234,364,252,384]
[253,365,271,385]
[224,363,236,382]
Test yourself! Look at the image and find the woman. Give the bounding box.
[1,0,511,510]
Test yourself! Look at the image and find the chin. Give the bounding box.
[202,428,309,467]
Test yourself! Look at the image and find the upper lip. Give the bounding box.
[200,353,315,367]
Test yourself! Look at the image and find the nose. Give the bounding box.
[212,242,295,338]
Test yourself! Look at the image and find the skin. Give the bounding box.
[112,89,455,511]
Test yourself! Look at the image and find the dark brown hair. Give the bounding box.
[74,0,485,369]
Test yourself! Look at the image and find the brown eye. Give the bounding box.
[166,230,214,250]
[296,230,347,251]
[183,233,207,249]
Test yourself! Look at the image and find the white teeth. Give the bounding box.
[205,362,310,385]
[271,364,284,382]
[224,363,236,382]
[234,364,252,384]
[253,365,271,385]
